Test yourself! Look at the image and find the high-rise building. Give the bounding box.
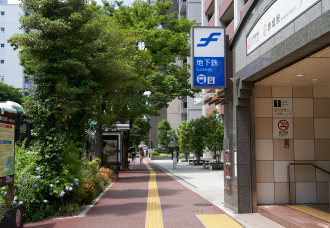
[0,0,33,92]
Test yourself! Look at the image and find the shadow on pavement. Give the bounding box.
[104,188,183,199]
[86,202,179,217]
[24,222,57,228]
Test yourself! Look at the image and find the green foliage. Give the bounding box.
[12,139,83,221]
[99,0,200,167]
[6,140,112,222]
[129,116,151,147]
[190,116,207,158]
[205,109,224,162]
[158,153,171,157]
[0,82,23,104]
[177,109,224,161]
[150,151,159,157]
[177,120,192,159]
[9,0,133,163]
[157,119,174,154]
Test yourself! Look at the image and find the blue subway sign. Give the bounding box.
[192,27,226,88]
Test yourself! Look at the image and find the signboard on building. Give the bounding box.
[273,118,293,139]
[247,0,320,55]
[0,115,15,177]
[273,98,293,117]
[192,26,226,88]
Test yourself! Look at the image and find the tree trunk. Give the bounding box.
[122,131,130,169]
[95,123,103,165]
[185,150,188,160]
[94,102,106,166]
[122,119,135,169]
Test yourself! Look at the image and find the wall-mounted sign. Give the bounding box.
[0,115,15,177]
[273,118,293,139]
[247,0,320,55]
[192,26,226,88]
[273,98,292,117]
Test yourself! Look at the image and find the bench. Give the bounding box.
[188,159,198,165]
[188,159,217,169]
[208,162,223,170]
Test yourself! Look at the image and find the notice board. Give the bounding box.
[0,115,16,177]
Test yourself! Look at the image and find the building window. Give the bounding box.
[0,12,4,16]
[0,44,4,48]
[0,60,4,64]
[183,102,187,108]
[0,28,4,32]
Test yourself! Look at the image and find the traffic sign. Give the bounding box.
[278,120,289,131]
[191,26,226,88]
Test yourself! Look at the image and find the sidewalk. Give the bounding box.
[152,159,285,228]
[24,157,246,228]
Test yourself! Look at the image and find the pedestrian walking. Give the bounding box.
[172,148,178,169]
[139,147,144,164]
[131,148,136,163]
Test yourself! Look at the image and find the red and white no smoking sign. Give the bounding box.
[278,120,289,131]
[273,118,293,139]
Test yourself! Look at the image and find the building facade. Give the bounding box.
[222,0,330,213]
[0,0,32,92]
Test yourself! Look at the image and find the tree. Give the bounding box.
[170,129,178,146]
[129,116,151,147]
[177,120,192,160]
[0,82,23,104]
[98,0,200,168]
[190,116,207,159]
[157,119,174,154]
[205,109,224,162]
[9,0,131,174]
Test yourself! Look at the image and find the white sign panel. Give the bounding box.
[192,26,226,88]
[273,118,293,139]
[273,98,293,117]
[247,0,320,55]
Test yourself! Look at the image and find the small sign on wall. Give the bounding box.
[273,118,293,139]
[273,98,292,117]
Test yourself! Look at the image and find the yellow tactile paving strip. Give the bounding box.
[197,214,243,228]
[287,205,330,223]
[144,160,164,228]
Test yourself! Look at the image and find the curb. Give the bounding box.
[77,181,115,217]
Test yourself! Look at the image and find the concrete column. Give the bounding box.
[214,0,218,26]
[224,78,252,214]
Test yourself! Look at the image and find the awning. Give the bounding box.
[203,89,225,105]
[0,101,23,115]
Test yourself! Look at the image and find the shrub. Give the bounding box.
[78,180,96,204]
[151,151,159,157]
[10,140,112,223]
[13,139,83,222]
[158,153,171,157]
[99,168,111,185]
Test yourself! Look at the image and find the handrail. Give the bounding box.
[287,162,330,205]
